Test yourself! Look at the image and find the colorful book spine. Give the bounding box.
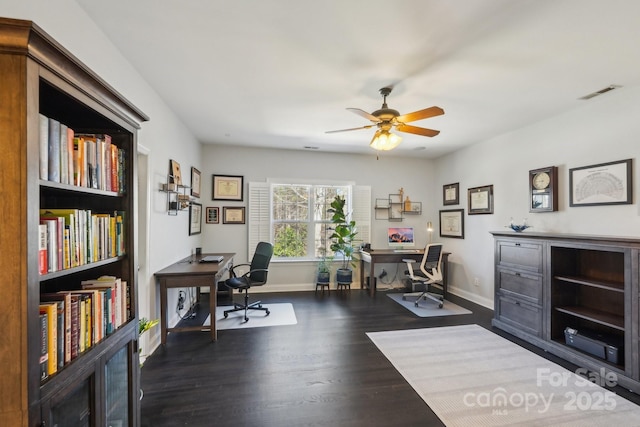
[38,223,48,275]
[39,114,48,180]
[47,117,60,183]
[39,303,57,376]
[39,312,48,381]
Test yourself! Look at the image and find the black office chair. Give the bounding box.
[402,243,444,308]
[223,241,274,322]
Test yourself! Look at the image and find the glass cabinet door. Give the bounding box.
[51,379,92,427]
[105,346,130,427]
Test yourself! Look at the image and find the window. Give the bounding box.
[248,182,370,262]
[272,184,350,259]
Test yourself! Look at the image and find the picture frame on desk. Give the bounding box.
[213,174,243,201]
[439,209,464,239]
[189,202,202,235]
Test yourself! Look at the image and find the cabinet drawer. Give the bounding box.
[496,295,542,337]
[497,240,543,272]
[497,267,542,304]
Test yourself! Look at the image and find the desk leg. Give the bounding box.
[369,259,376,297]
[210,280,217,341]
[160,280,168,345]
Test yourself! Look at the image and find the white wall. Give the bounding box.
[200,146,437,290]
[2,0,204,354]
[435,85,640,307]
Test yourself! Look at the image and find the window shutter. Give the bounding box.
[352,185,371,247]
[248,182,270,260]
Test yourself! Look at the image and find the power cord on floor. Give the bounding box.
[176,288,199,320]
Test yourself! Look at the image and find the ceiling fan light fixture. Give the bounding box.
[370,129,402,151]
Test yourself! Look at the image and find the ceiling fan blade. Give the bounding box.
[396,123,440,137]
[325,124,375,134]
[346,108,381,122]
[395,106,444,123]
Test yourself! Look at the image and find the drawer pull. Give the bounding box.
[515,272,521,277]
[515,243,521,246]
[515,301,520,305]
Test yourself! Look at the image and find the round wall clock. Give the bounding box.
[529,166,558,212]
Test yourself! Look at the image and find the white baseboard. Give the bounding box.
[446,285,493,309]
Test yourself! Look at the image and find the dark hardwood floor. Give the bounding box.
[140,289,640,426]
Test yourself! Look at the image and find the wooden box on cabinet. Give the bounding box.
[0,18,147,427]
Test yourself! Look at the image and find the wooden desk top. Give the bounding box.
[154,253,235,277]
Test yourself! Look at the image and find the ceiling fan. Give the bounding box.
[326,87,444,151]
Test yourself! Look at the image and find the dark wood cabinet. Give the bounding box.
[492,231,640,392]
[0,18,147,426]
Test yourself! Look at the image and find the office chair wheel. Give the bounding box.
[438,302,443,308]
[266,309,270,315]
[224,312,228,318]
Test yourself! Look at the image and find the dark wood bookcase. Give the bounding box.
[0,18,148,426]
[491,231,640,393]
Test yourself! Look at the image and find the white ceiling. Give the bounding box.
[76,0,640,159]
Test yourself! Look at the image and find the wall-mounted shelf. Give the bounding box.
[161,174,191,215]
[375,194,422,221]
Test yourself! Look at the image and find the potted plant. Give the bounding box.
[328,195,358,285]
[316,250,331,284]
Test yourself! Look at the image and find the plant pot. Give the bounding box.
[336,268,352,284]
[317,271,330,284]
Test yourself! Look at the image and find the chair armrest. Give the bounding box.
[240,268,269,278]
[402,259,417,263]
[230,263,251,277]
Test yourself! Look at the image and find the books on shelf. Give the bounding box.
[39,113,125,193]
[39,209,126,274]
[39,303,58,376]
[39,275,127,382]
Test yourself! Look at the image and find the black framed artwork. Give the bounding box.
[439,209,464,239]
[569,159,632,206]
[213,174,244,201]
[223,206,246,224]
[443,182,459,205]
[189,202,202,235]
[468,185,494,215]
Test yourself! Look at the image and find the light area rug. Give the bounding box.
[203,303,297,330]
[387,293,472,317]
[367,324,640,426]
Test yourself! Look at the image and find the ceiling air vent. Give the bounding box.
[579,85,621,100]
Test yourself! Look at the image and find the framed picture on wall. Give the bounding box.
[223,206,245,224]
[468,185,494,215]
[443,182,459,205]
[189,202,202,235]
[569,159,632,206]
[191,167,201,198]
[206,206,219,224]
[439,209,464,239]
[213,174,244,201]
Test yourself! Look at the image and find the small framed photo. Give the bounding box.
[169,159,182,185]
[206,207,219,224]
[213,174,244,201]
[191,167,201,198]
[569,159,632,206]
[468,185,494,215]
[439,209,464,239]
[223,206,245,224]
[443,182,459,205]
[189,202,202,235]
